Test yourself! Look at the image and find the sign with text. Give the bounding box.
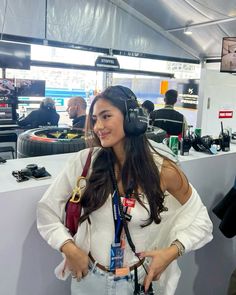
[95,56,120,68]
[218,110,233,118]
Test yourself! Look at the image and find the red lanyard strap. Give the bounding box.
[81,148,93,177]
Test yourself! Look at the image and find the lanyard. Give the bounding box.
[112,190,123,243]
[112,189,133,244]
[109,167,151,290]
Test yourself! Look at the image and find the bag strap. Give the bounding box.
[81,148,93,177]
[65,148,94,236]
[69,148,93,203]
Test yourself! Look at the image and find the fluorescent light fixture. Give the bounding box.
[184,27,192,35]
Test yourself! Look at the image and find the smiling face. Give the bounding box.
[92,98,125,152]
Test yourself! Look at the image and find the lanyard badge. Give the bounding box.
[123,197,136,208]
[109,190,136,272]
[110,191,125,271]
[109,242,124,272]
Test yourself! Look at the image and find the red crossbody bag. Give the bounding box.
[65,149,93,236]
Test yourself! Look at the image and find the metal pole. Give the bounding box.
[2,68,6,79]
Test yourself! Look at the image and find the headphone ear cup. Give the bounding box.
[124,107,148,136]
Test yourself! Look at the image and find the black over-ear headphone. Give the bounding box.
[192,135,215,154]
[116,86,148,136]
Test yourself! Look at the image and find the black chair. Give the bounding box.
[0,132,18,159]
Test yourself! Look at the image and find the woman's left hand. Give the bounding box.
[139,246,178,292]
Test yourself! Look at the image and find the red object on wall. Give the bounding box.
[218,110,233,118]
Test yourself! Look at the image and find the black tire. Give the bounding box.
[146,127,167,143]
[17,127,86,158]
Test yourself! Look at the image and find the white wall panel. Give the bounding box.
[197,69,236,136]
[0,0,45,38]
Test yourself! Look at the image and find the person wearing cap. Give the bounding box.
[67,96,87,129]
[18,97,60,128]
[37,85,212,295]
[150,89,188,137]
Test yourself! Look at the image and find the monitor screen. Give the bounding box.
[220,37,236,73]
[182,81,199,96]
[0,79,15,96]
[16,79,45,97]
[0,106,13,121]
[0,41,31,70]
[0,104,17,124]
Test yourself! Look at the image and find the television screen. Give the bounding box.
[220,37,236,73]
[0,106,13,121]
[0,41,31,70]
[177,79,199,109]
[0,79,15,96]
[16,79,45,97]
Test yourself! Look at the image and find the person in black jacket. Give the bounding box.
[150,89,187,137]
[142,100,155,128]
[142,100,154,115]
[18,97,60,128]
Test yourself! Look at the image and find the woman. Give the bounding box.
[37,85,213,295]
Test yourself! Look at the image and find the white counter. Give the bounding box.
[1,146,236,295]
[177,146,236,295]
[0,152,75,193]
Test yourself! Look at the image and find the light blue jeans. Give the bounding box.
[71,262,135,295]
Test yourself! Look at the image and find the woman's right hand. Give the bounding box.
[61,241,89,280]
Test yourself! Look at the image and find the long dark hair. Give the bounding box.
[80,85,166,226]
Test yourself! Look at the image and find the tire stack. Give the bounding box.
[17,127,86,158]
[17,126,166,158]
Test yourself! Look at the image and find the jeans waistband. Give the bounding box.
[88,255,149,283]
[88,261,133,282]
[88,252,145,274]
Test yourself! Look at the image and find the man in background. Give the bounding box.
[150,89,188,137]
[67,96,87,129]
[142,100,155,127]
[18,97,60,128]
[142,100,154,116]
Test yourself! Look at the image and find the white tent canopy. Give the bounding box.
[1,0,234,62]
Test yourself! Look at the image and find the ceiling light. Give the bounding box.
[184,27,192,35]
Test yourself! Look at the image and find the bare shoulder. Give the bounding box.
[160,159,192,205]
